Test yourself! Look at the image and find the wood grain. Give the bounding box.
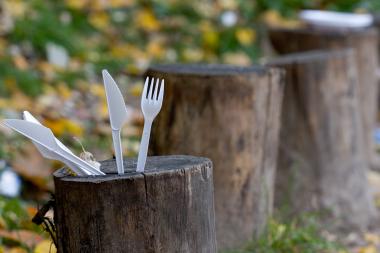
[147,64,285,250]
[54,155,216,253]
[268,49,377,230]
[269,27,379,169]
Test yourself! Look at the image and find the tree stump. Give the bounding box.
[147,64,285,250]
[53,155,216,253]
[269,27,379,169]
[267,49,377,230]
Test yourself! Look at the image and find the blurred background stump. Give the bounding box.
[268,49,377,230]
[269,27,379,170]
[54,156,216,253]
[148,64,285,250]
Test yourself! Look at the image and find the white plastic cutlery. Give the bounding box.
[136,77,164,172]
[299,10,373,29]
[2,119,105,176]
[22,111,90,176]
[102,70,128,175]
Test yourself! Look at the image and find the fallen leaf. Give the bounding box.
[136,9,160,31]
[34,240,56,253]
[0,229,43,249]
[235,28,256,45]
[364,232,380,245]
[358,245,377,253]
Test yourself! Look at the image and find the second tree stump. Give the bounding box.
[269,27,379,169]
[268,49,377,230]
[148,64,285,250]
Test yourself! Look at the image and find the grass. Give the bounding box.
[223,216,344,253]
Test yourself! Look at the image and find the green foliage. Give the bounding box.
[0,197,29,230]
[224,217,342,253]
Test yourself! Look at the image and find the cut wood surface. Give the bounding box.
[147,64,285,250]
[54,155,216,253]
[269,27,379,169]
[268,49,377,230]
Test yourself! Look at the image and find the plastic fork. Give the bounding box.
[136,77,164,172]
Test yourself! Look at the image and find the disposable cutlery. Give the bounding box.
[22,111,90,176]
[102,70,128,175]
[136,77,164,172]
[2,119,105,175]
[299,10,373,28]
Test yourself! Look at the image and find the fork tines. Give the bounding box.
[143,77,164,101]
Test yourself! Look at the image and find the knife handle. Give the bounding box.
[112,129,124,175]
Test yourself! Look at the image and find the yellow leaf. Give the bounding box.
[34,240,56,253]
[223,52,251,65]
[261,10,301,29]
[9,91,34,110]
[4,0,27,17]
[8,247,28,253]
[89,83,105,98]
[219,0,238,9]
[130,83,143,97]
[110,44,135,59]
[202,31,219,49]
[136,9,160,32]
[183,48,204,62]
[147,41,164,58]
[64,120,84,137]
[236,28,256,45]
[65,0,88,9]
[126,64,141,75]
[109,0,134,8]
[57,83,72,100]
[44,119,83,137]
[364,233,380,245]
[89,11,110,30]
[0,99,9,109]
[358,245,377,253]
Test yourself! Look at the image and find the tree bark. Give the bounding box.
[267,49,377,230]
[374,16,380,121]
[147,64,285,250]
[54,155,216,253]
[269,27,379,169]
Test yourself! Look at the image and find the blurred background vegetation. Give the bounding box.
[0,0,379,252]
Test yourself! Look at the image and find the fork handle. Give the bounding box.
[136,120,152,172]
[112,129,124,175]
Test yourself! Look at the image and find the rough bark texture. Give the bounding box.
[54,155,216,253]
[147,64,285,250]
[267,49,377,230]
[375,16,380,121]
[375,16,380,66]
[269,27,379,169]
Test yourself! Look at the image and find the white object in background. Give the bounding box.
[102,70,128,175]
[0,162,21,198]
[2,119,105,176]
[220,11,238,27]
[136,77,164,172]
[46,42,69,68]
[22,111,90,176]
[299,10,373,29]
